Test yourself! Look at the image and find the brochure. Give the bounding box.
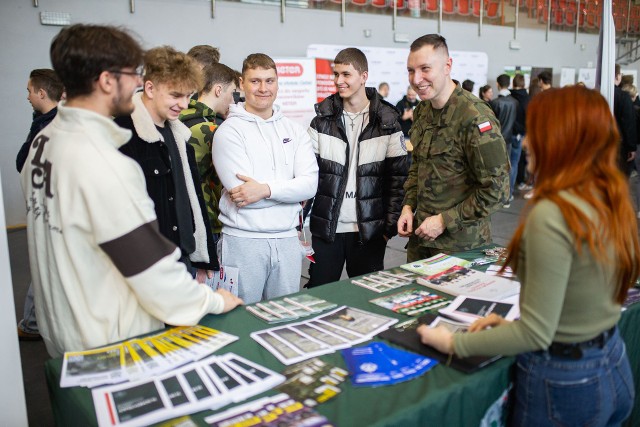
[277,358,348,407]
[92,353,285,427]
[400,253,471,276]
[251,306,397,365]
[351,270,416,293]
[246,295,337,324]
[369,288,450,316]
[438,295,520,324]
[61,325,238,389]
[378,314,502,374]
[341,341,438,387]
[417,265,520,300]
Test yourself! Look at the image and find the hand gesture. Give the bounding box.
[415,214,445,241]
[397,206,414,237]
[229,174,271,207]
[417,324,454,354]
[195,269,213,284]
[215,289,244,313]
[468,313,510,332]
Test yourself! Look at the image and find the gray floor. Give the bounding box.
[9,196,526,426]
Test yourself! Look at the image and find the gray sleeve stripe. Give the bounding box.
[99,220,177,277]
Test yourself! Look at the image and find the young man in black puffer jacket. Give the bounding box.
[306,47,409,287]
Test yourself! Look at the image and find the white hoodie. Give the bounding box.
[212,103,318,238]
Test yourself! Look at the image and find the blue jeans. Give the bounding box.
[508,134,522,198]
[512,328,634,426]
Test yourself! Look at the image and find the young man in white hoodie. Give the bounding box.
[212,53,318,304]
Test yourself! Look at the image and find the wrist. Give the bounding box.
[263,183,272,199]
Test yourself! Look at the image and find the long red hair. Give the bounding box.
[504,86,640,303]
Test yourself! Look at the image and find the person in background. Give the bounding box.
[479,84,493,102]
[510,73,531,196]
[22,24,241,357]
[418,86,637,426]
[117,46,219,283]
[16,68,64,341]
[212,53,318,304]
[180,63,239,251]
[378,81,390,99]
[396,85,419,139]
[461,79,474,93]
[187,44,220,69]
[614,64,638,176]
[489,74,518,208]
[398,34,509,261]
[537,71,552,91]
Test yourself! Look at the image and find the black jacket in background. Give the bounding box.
[16,107,58,173]
[489,94,518,142]
[395,95,420,138]
[614,85,638,175]
[509,88,530,136]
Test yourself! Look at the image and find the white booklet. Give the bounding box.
[439,294,520,324]
[400,253,471,276]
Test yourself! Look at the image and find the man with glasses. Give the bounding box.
[21,25,241,357]
[117,46,219,285]
[180,63,240,258]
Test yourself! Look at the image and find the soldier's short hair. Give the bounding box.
[29,69,64,102]
[187,45,220,68]
[334,48,368,74]
[144,46,203,93]
[50,24,143,99]
[201,63,239,94]
[513,73,525,88]
[242,53,276,76]
[497,74,511,89]
[621,74,634,87]
[410,34,449,57]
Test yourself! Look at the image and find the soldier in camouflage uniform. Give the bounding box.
[398,34,509,262]
[180,63,239,241]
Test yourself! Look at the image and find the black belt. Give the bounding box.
[547,326,616,360]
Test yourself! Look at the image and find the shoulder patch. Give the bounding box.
[478,121,492,133]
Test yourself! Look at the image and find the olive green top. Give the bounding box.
[455,192,622,357]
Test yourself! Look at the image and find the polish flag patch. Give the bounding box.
[478,121,492,133]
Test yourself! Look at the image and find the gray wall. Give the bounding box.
[1,0,636,226]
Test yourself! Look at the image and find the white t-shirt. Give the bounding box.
[337,104,370,233]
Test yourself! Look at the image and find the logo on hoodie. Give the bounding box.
[283,138,291,144]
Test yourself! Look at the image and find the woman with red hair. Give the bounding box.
[418,86,638,425]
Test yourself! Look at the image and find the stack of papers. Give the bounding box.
[351,270,416,293]
[92,353,284,427]
[246,294,337,323]
[251,306,398,365]
[277,358,348,407]
[342,342,438,387]
[369,288,450,316]
[204,393,333,427]
[400,253,471,276]
[61,325,238,388]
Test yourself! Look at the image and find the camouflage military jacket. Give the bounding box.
[180,99,223,235]
[403,85,509,251]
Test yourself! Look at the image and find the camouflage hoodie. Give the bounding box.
[179,99,223,235]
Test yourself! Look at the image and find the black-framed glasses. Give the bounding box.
[109,65,144,78]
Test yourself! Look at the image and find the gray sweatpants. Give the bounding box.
[218,234,303,304]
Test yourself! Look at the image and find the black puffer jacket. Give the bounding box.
[308,87,409,243]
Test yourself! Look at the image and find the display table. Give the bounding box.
[44,248,640,426]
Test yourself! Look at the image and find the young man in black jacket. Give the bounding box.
[116,46,219,283]
[306,48,409,287]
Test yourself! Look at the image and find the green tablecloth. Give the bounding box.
[44,248,640,426]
